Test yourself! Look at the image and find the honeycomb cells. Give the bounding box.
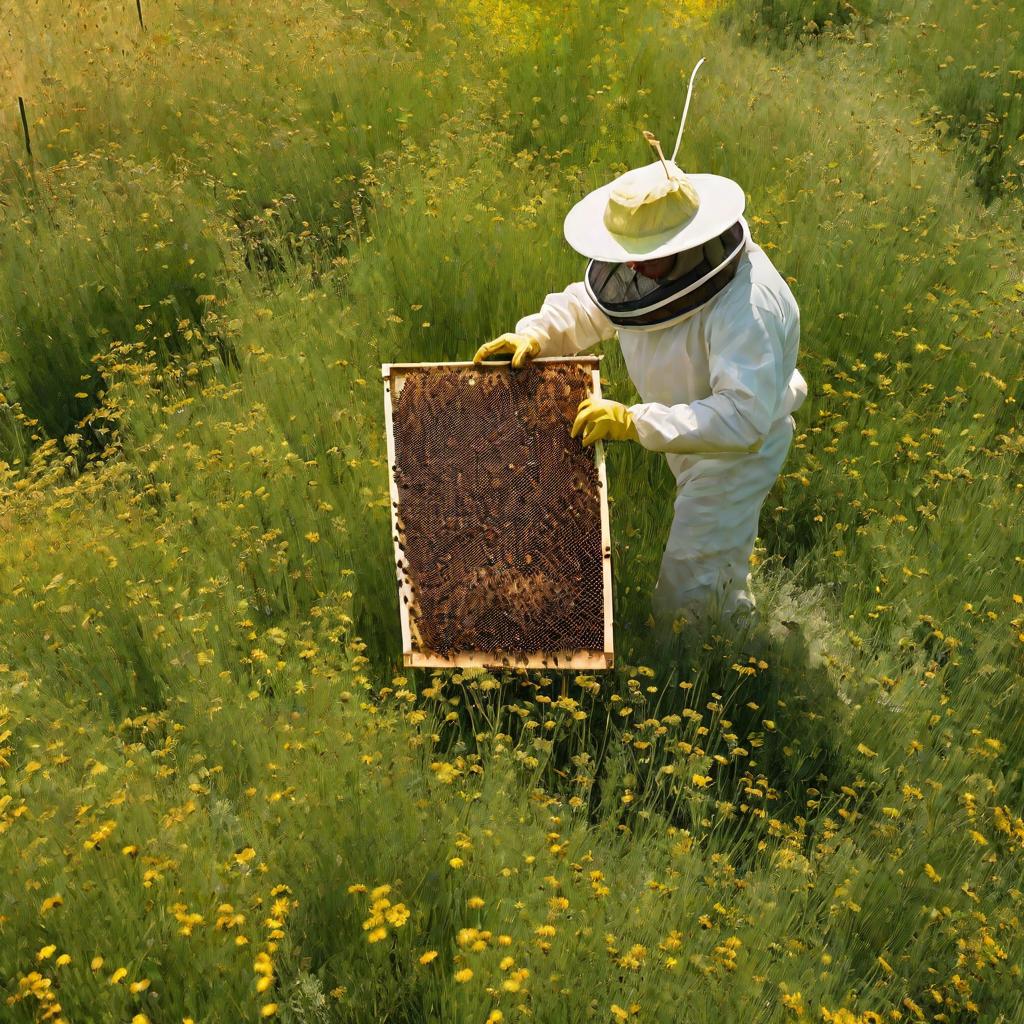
[390,362,605,659]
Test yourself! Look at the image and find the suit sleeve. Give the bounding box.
[628,303,786,454]
[514,280,617,356]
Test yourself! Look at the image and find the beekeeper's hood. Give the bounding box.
[562,59,747,331]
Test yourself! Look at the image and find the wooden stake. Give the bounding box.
[642,130,671,179]
[18,97,31,158]
[136,0,145,30]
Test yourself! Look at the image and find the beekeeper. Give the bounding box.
[472,61,807,627]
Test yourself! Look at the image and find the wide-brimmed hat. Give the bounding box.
[564,166,745,263]
[562,59,745,263]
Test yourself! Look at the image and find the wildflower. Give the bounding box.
[36,945,56,961]
[902,996,924,1019]
[110,967,128,984]
[431,761,460,783]
[781,992,803,1013]
[419,950,438,965]
[260,1005,278,1018]
[385,903,410,927]
[454,968,473,983]
[467,896,485,909]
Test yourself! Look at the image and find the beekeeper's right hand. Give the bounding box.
[472,333,541,369]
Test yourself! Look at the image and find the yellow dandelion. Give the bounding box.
[454,967,473,983]
[419,950,439,965]
[260,1005,278,1019]
[367,926,388,943]
[36,944,56,961]
[385,903,410,927]
[467,896,485,909]
[110,966,128,984]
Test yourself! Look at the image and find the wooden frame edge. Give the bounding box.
[384,355,601,372]
[382,368,415,660]
[403,650,611,671]
[591,366,615,669]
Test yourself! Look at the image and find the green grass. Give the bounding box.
[1,0,1023,1022]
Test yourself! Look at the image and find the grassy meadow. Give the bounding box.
[1,0,1023,1021]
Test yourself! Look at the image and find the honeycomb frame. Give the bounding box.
[382,356,614,671]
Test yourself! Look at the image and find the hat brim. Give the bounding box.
[563,165,746,263]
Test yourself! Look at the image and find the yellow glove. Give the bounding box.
[571,397,639,446]
[472,332,541,369]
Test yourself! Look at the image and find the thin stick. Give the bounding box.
[18,97,31,158]
[136,0,145,30]
[671,57,706,163]
[642,130,671,179]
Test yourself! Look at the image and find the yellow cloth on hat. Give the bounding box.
[603,162,700,238]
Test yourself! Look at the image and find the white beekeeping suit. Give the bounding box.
[473,61,808,626]
[512,222,807,622]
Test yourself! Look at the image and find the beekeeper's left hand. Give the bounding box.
[571,397,639,446]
